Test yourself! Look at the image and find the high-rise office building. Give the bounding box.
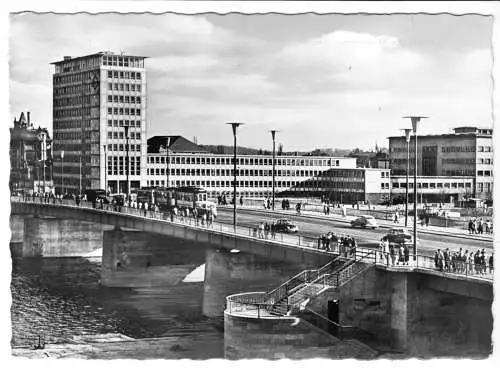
[51,51,148,195]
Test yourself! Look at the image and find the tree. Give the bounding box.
[277,143,283,156]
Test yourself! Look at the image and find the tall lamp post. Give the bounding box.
[124,125,130,199]
[403,116,427,261]
[166,137,171,188]
[269,130,278,211]
[401,128,412,227]
[227,122,244,231]
[60,150,64,195]
[103,145,108,193]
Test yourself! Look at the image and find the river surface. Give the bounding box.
[10,215,303,358]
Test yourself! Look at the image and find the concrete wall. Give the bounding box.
[202,248,303,317]
[224,313,376,359]
[335,267,492,357]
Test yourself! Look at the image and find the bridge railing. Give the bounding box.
[370,249,494,281]
[11,196,493,282]
[225,292,274,318]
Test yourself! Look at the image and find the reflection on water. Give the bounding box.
[10,215,303,358]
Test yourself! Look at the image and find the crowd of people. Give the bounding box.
[317,233,357,257]
[433,248,493,275]
[378,239,411,266]
[254,221,277,239]
[468,218,493,235]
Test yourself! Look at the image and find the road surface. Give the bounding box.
[217,208,492,258]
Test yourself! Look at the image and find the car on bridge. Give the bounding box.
[381,227,414,246]
[274,219,299,233]
[350,215,379,229]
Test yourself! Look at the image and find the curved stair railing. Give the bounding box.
[265,250,377,316]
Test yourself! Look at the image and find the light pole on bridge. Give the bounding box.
[227,122,244,231]
[403,116,428,261]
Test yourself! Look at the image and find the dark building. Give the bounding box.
[10,112,53,194]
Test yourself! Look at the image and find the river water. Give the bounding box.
[10,215,303,358]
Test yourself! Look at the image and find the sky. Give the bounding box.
[9,12,493,151]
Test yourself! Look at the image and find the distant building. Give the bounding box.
[10,112,53,194]
[388,126,493,202]
[145,136,390,203]
[51,51,148,195]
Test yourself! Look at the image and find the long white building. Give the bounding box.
[146,136,391,203]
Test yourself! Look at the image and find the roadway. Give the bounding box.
[216,207,493,258]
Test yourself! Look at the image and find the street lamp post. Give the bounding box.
[60,150,64,195]
[166,137,171,188]
[42,134,46,194]
[401,128,412,227]
[103,145,107,194]
[124,125,130,199]
[227,122,244,231]
[269,130,278,211]
[403,116,428,260]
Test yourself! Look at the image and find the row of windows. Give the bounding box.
[444,170,476,176]
[478,146,493,152]
[441,146,476,153]
[108,156,141,176]
[107,83,142,92]
[53,71,99,85]
[393,182,472,189]
[144,180,367,190]
[54,57,101,74]
[102,55,144,68]
[106,144,141,152]
[477,183,492,193]
[148,155,343,167]
[390,145,491,153]
[107,119,142,128]
[477,170,493,177]
[478,158,493,164]
[107,107,142,116]
[54,84,96,96]
[442,158,475,165]
[53,131,95,142]
[107,70,142,80]
[54,95,99,107]
[147,168,325,177]
[54,107,99,118]
[107,95,142,104]
[107,132,142,140]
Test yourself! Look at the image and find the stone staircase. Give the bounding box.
[266,251,375,316]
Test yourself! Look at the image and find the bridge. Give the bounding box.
[10,196,493,283]
[10,197,494,358]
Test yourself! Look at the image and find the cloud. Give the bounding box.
[8,14,493,150]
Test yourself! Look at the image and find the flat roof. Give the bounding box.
[51,52,148,65]
[387,133,491,140]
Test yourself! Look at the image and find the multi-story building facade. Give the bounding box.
[145,136,391,203]
[10,112,53,194]
[51,51,148,195]
[388,127,493,201]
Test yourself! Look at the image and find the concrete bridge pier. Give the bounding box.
[202,247,302,317]
[21,216,61,258]
[101,226,155,287]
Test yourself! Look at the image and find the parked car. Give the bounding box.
[350,215,379,229]
[381,227,413,245]
[274,219,299,233]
